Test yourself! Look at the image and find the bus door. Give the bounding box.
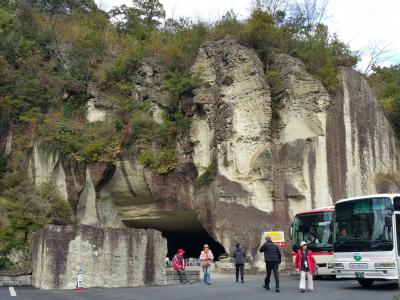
[394,197,400,276]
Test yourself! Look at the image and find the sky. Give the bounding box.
[94,0,400,72]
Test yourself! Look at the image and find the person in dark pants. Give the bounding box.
[173,249,188,284]
[233,243,245,283]
[259,236,281,293]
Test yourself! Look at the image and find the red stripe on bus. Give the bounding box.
[295,208,334,216]
[291,251,332,256]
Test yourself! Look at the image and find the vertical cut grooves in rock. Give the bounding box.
[144,230,155,285]
[326,90,347,202]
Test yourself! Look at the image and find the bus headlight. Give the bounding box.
[374,262,396,269]
[334,263,344,269]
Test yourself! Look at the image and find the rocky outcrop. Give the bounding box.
[273,54,336,216]
[31,225,166,289]
[27,144,70,202]
[27,39,400,272]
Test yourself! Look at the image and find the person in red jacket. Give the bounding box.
[173,249,188,284]
[294,241,316,292]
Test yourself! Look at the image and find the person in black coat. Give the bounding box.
[259,236,281,292]
[233,243,246,283]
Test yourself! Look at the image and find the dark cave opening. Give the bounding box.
[161,228,226,260]
[123,210,226,261]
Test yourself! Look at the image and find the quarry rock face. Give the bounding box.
[26,39,400,271]
[31,225,167,289]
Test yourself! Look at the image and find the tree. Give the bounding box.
[109,0,165,34]
[252,0,288,21]
[34,0,98,15]
[66,12,107,94]
[0,174,74,270]
[288,0,329,35]
[133,0,165,27]
[362,40,394,75]
[368,65,400,138]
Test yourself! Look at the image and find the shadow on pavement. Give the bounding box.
[341,281,399,291]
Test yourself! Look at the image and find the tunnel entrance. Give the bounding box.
[161,228,226,259]
[123,210,226,260]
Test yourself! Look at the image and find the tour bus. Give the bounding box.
[333,194,400,287]
[291,207,335,276]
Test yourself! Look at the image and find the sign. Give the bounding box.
[349,263,368,269]
[263,231,285,247]
[353,202,371,214]
[76,269,84,289]
[353,253,362,261]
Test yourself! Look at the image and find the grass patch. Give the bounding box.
[194,161,218,188]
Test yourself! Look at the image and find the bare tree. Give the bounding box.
[252,0,289,16]
[362,40,394,75]
[290,0,329,32]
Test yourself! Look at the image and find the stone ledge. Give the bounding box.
[0,270,32,276]
[165,270,200,285]
[0,274,32,286]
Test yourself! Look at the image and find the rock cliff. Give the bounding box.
[23,39,400,270]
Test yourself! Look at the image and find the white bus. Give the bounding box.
[291,207,335,276]
[333,193,400,287]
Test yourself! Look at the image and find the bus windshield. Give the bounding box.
[334,197,393,252]
[292,211,333,252]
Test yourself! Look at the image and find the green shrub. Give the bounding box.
[155,148,177,175]
[0,176,74,266]
[35,181,75,226]
[39,117,123,163]
[267,67,284,98]
[195,161,218,188]
[1,171,26,189]
[368,65,400,139]
[139,148,177,175]
[151,20,208,72]
[161,72,195,96]
[0,156,7,180]
[238,10,277,49]
[173,112,192,136]
[209,10,243,40]
[101,40,144,94]
[138,150,154,167]
[131,115,157,142]
[0,256,12,270]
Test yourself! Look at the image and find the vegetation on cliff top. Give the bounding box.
[368,65,400,139]
[0,0,359,170]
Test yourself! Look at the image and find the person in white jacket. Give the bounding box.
[199,244,214,285]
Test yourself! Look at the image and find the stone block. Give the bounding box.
[165,269,200,285]
[32,225,167,289]
[0,271,32,286]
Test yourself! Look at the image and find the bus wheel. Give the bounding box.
[357,279,374,288]
[395,280,400,288]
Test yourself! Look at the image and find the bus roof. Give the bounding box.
[335,193,400,205]
[295,206,335,216]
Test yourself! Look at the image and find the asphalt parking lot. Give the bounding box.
[0,275,399,300]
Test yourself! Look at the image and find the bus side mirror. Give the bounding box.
[385,215,392,227]
[289,223,293,240]
[388,204,394,216]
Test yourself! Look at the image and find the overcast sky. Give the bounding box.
[95,0,400,72]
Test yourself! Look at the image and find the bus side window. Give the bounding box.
[394,197,400,211]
